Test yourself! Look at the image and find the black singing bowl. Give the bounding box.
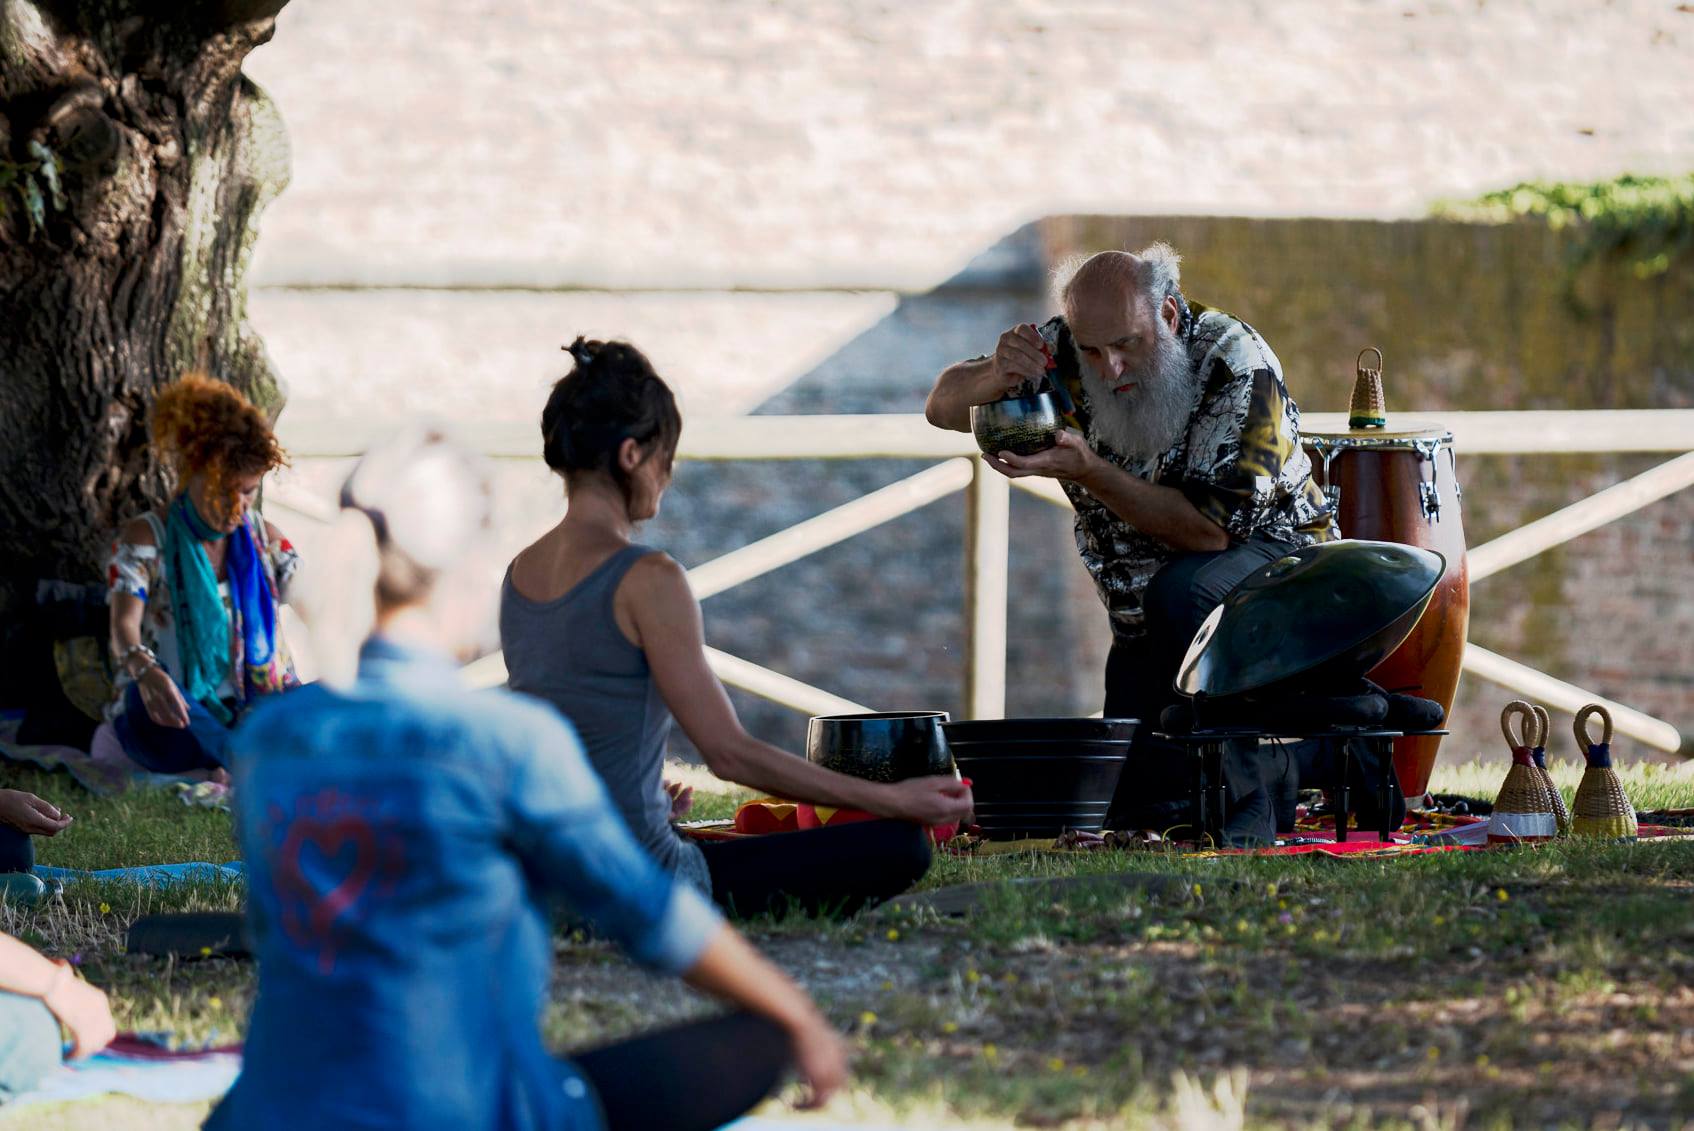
[942,718,1137,838]
[969,389,1061,457]
[806,711,955,784]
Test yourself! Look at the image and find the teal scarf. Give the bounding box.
[165,495,236,723]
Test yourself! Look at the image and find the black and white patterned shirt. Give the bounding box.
[1040,296,1338,640]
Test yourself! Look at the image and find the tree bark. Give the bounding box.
[0,0,290,646]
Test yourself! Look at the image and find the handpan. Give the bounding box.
[1302,414,1471,799]
[1176,539,1445,700]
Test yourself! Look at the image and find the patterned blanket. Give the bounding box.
[0,712,229,810]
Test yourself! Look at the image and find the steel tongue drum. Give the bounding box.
[1176,539,1446,700]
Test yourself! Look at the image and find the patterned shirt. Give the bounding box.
[1040,296,1337,639]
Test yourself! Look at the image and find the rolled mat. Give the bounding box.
[126,912,251,959]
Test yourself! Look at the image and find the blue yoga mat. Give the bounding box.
[33,861,245,888]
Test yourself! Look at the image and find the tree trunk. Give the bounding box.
[0,0,290,654]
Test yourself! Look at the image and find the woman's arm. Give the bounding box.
[108,519,191,729]
[622,556,974,826]
[682,925,846,1109]
[0,933,116,1059]
[261,519,300,603]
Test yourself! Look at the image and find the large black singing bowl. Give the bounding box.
[1176,539,1446,699]
[806,711,955,783]
[943,718,1137,838]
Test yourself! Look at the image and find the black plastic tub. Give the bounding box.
[942,718,1137,838]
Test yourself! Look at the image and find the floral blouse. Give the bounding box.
[106,511,300,719]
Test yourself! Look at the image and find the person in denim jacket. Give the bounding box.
[208,430,845,1131]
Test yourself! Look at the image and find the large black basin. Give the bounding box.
[942,718,1137,838]
[806,711,954,783]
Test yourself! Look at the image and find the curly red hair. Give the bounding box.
[151,374,288,523]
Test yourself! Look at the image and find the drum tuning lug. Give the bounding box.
[1420,480,1442,522]
[1416,437,1445,522]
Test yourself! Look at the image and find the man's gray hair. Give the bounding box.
[1052,242,1184,315]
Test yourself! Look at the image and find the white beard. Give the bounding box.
[1077,324,1200,466]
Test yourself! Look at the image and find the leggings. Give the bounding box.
[698,818,931,919]
[575,1010,789,1131]
[0,825,31,874]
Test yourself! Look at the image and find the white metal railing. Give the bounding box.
[273,409,1694,756]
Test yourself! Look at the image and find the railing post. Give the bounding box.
[964,455,1009,720]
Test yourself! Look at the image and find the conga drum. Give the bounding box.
[1301,415,1470,799]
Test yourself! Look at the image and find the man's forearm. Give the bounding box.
[924,357,999,432]
[1076,461,1230,552]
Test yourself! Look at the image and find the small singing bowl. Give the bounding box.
[970,390,1061,457]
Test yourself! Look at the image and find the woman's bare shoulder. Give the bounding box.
[118,515,160,546]
[624,549,687,589]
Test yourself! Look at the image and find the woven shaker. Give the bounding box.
[1569,704,1637,841]
[1348,347,1387,430]
[1487,701,1559,844]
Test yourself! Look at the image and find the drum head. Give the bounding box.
[1300,414,1451,444]
[1176,539,1446,698]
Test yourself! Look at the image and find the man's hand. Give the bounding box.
[0,790,72,837]
[926,323,1054,432]
[991,323,1050,393]
[984,429,1101,484]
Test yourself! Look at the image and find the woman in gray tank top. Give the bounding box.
[501,338,974,918]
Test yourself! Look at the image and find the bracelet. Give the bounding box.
[119,642,159,679]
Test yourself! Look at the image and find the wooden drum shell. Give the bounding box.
[1303,418,1470,800]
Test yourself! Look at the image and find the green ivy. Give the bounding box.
[0,140,67,235]
[1434,172,1694,280]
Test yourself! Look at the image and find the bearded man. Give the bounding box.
[924,243,1337,842]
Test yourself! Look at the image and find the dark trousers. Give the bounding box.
[112,680,233,774]
[1103,537,1296,844]
[575,1011,789,1131]
[699,819,932,919]
[0,824,32,874]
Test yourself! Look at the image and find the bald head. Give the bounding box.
[1053,242,1183,324]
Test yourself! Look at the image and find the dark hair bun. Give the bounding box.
[542,337,682,503]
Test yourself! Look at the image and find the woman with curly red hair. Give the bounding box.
[104,375,300,776]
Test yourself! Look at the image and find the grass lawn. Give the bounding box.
[3,756,1694,1129]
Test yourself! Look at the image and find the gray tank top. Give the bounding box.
[499,544,711,893]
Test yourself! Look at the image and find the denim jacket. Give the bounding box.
[206,637,722,1131]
